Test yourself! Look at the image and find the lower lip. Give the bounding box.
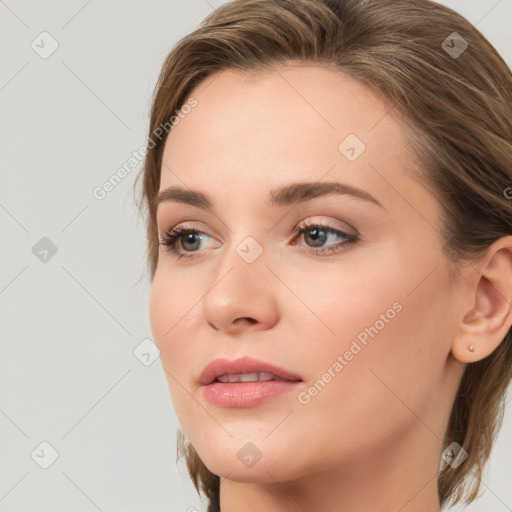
[202,380,302,408]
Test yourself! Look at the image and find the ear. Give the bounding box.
[451,236,512,363]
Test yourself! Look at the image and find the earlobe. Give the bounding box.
[451,238,512,364]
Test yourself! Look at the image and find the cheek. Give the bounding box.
[149,274,196,376]
[287,253,450,429]
[149,277,175,351]
[149,277,199,435]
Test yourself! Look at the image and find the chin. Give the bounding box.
[198,443,311,485]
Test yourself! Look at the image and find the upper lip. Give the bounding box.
[199,356,303,386]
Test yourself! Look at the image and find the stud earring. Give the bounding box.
[468,345,476,352]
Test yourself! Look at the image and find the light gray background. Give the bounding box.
[1,1,511,511]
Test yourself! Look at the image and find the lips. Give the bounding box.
[198,356,302,386]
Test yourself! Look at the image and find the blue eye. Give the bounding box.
[159,221,358,260]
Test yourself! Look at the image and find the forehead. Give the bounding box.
[162,63,406,177]
[167,63,393,151]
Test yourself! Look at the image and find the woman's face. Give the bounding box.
[150,64,465,484]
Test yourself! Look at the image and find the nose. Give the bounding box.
[200,246,279,335]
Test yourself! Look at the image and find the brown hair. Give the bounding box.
[133,0,512,509]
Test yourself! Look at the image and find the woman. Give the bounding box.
[134,0,512,510]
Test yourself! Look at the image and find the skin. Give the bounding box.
[149,63,512,512]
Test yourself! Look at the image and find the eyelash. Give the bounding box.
[159,220,358,260]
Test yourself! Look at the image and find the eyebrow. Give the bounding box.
[153,181,384,212]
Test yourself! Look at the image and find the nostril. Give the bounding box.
[234,317,257,325]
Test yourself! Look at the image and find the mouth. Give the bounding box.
[198,357,303,408]
[198,356,303,409]
[198,356,303,386]
[214,372,295,383]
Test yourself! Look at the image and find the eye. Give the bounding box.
[159,223,218,260]
[291,220,358,256]
[159,220,358,259]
